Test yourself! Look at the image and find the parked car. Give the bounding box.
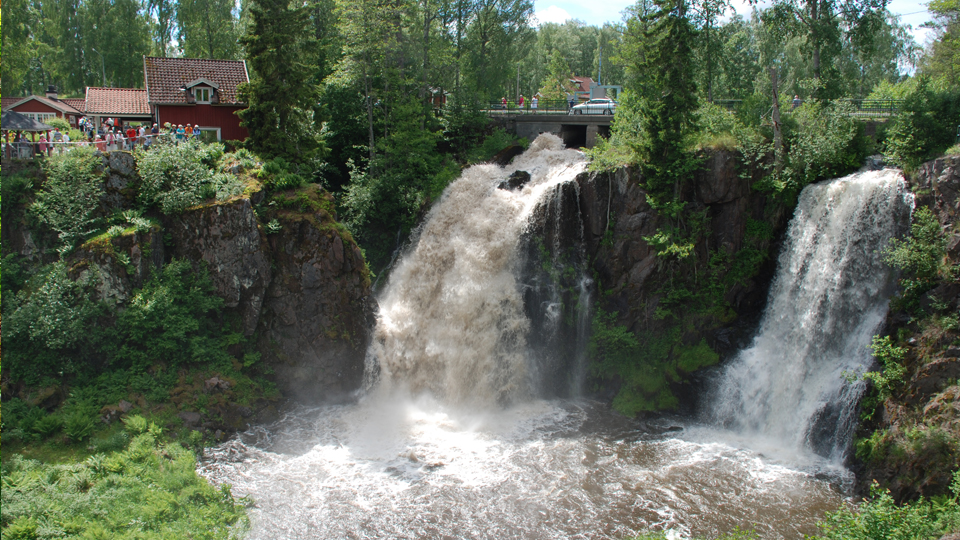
[569,98,617,115]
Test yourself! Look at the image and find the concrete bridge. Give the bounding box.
[489,113,613,148]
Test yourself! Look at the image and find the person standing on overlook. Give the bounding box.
[793,95,801,109]
[531,95,538,113]
[519,94,525,107]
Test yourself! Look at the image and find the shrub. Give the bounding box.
[883,206,951,313]
[463,128,525,164]
[102,259,232,372]
[863,335,908,401]
[883,78,960,170]
[63,410,98,442]
[780,100,867,197]
[31,146,105,247]
[589,310,720,416]
[135,139,216,214]
[3,262,106,385]
[257,157,306,191]
[44,116,71,132]
[813,471,960,540]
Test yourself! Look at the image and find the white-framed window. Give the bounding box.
[194,87,211,104]
[195,126,221,141]
[22,112,57,122]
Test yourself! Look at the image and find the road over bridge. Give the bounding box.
[489,112,613,148]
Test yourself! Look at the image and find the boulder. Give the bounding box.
[498,170,532,191]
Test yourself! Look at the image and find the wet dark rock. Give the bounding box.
[911,155,960,229]
[68,228,165,306]
[489,145,525,166]
[906,358,960,405]
[179,411,203,427]
[204,377,231,393]
[498,170,532,191]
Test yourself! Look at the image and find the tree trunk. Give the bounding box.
[770,67,783,173]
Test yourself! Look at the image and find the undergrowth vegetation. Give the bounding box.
[1,416,248,539]
[854,204,960,501]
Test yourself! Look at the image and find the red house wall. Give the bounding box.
[155,104,247,140]
[12,101,79,125]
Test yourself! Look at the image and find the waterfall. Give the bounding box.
[368,134,591,406]
[712,169,914,460]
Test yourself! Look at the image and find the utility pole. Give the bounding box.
[516,63,520,103]
[598,43,602,86]
[92,48,106,87]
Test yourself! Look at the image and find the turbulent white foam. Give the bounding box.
[370,134,588,405]
[200,399,843,540]
[711,168,913,460]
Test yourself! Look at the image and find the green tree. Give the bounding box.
[176,0,242,59]
[763,0,889,99]
[2,0,34,94]
[922,0,960,87]
[146,0,177,56]
[82,0,152,88]
[238,0,322,162]
[538,50,573,99]
[633,0,700,204]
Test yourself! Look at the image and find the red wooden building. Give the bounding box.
[1,86,84,126]
[143,56,249,141]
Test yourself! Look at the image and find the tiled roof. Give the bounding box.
[85,87,150,116]
[143,56,249,105]
[61,98,87,112]
[570,76,595,90]
[1,97,27,110]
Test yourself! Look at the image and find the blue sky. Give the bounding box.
[533,0,936,45]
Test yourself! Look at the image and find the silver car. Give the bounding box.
[570,98,617,115]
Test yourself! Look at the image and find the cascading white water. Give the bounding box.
[369,134,588,404]
[711,168,913,460]
[198,137,865,539]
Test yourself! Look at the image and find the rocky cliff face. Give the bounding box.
[168,198,272,336]
[576,151,781,353]
[256,187,373,401]
[3,153,374,405]
[857,155,960,502]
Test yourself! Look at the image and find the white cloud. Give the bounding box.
[535,5,573,25]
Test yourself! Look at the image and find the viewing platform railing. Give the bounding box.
[713,98,904,118]
[484,99,579,114]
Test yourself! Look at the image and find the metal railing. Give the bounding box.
[2,133,184,160]
[485,99,581,115]
[713,98,904,117]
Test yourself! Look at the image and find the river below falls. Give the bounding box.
[199,392,850,539]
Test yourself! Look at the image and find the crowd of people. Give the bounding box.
[6,118,207,158]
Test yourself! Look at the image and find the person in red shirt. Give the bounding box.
[126,126,137,149]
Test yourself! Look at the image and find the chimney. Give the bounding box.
[46,85,58,100]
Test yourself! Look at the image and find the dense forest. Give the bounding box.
[2,0,960,537]
[4,0,958,270]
